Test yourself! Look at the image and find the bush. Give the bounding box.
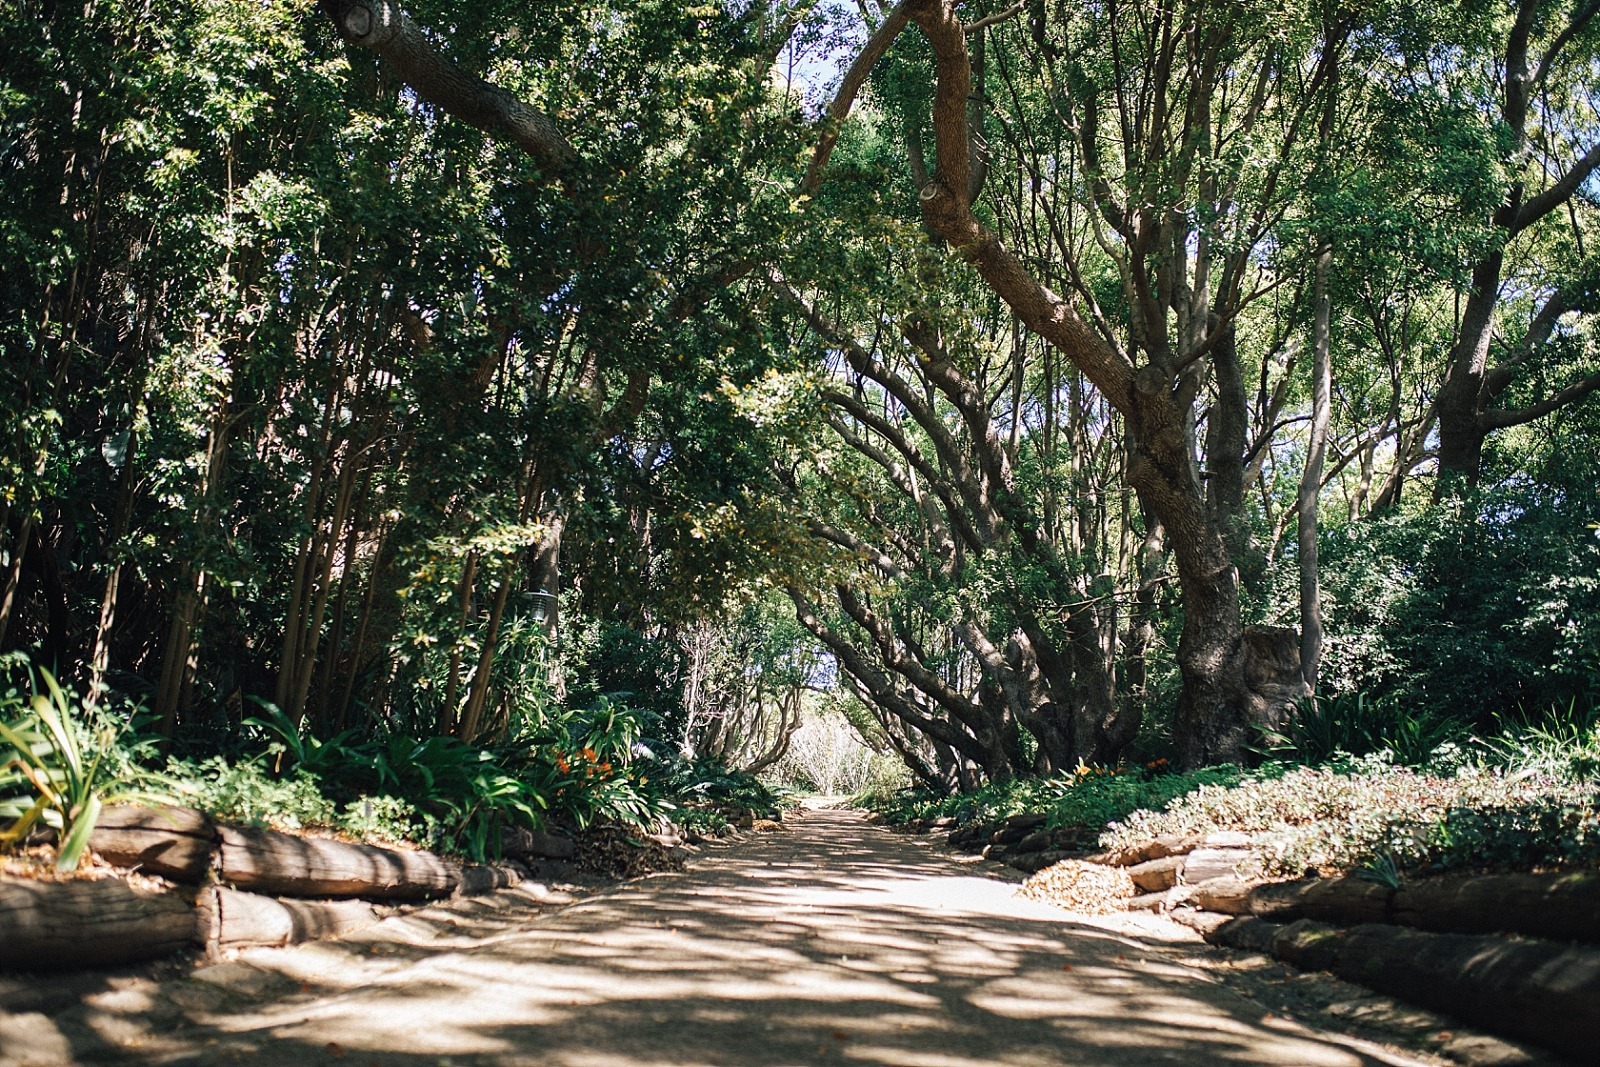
[1099,754,1600,876]
[1256,693,1464,767]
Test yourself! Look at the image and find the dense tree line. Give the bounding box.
[2,0,1596,787]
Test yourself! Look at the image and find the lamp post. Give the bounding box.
[525,589,557,627]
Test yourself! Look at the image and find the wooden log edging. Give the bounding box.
[1208,915,1600,1062]
[89,804,218,883]
[0,879,199,971]
[1244,869,1600,944]
[198,887,382,951]
[2,804,536,972]
[217,824,461,901]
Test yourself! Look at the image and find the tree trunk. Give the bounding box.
[1298,241,1332,691]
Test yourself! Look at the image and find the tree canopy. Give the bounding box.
[2,0,1597,790]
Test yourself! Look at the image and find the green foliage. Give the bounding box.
[653,757,789,833]
[163,756,337,832]
[1305,482,1600,725]
[0,663,149,870]
[862,762,1249,837]
[1256,694,1464,767]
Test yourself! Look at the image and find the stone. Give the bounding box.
[990,814,1048,846]
[1014,830,1055,853]
[1192,875,1259,914]
[1125,853,1185,892]
[503,828,578,861]
[1088,833,1198,867]
[1005,849,1072,874]
[1180,847,1256,885]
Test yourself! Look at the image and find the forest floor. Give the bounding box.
[0,808,1555,1067]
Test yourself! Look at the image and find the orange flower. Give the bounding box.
[556,756,570,773]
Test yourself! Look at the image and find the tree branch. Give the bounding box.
[803,1,914,193]
[1481,367,1600,429]
[320,0,577,176]
[1513,139,1600,234]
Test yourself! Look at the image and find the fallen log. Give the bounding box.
[0,878,197,970]
[198,887,380,950]
[1208,916,1600,1062]
[218,825,459,901]
[456,863,525,896]
[89,804,218,883]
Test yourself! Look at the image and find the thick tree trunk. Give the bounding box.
[1434,254,1501,490]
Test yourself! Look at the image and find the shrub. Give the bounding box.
[1100,756,1600,875]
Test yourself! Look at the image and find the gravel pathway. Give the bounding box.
[1,807,1435,1067]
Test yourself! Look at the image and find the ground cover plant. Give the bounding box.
[1102,754,1600,877]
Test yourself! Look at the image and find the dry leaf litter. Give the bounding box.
[1018,858,1135,913]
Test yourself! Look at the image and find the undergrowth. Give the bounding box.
[861,761,1254,836]
[1101,753,1600,876]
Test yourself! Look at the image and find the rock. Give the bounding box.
[1014,830,1055,853]
[1125,853,1185,892]
[981,842,1011,860]
[1006,849,1073,874]
[949,821,998,850]
[990,813,1049,846]
[1192,875,1259,914]
[503,828,578,861]
[1169,907,1233,936]
[1199,831,1255,849]
[1088,833,1198,867]
[1180,847,1256,885]
[1206,914,1281,954]
[1125,891,1168,912]
[928,816,957,831]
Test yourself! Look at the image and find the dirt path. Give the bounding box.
[2,808,1437,1067]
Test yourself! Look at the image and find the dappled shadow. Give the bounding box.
[2,810,1429,1066]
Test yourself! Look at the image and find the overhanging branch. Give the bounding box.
[320,0,578,176]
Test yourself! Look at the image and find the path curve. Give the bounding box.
[2,808,1433,1067]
